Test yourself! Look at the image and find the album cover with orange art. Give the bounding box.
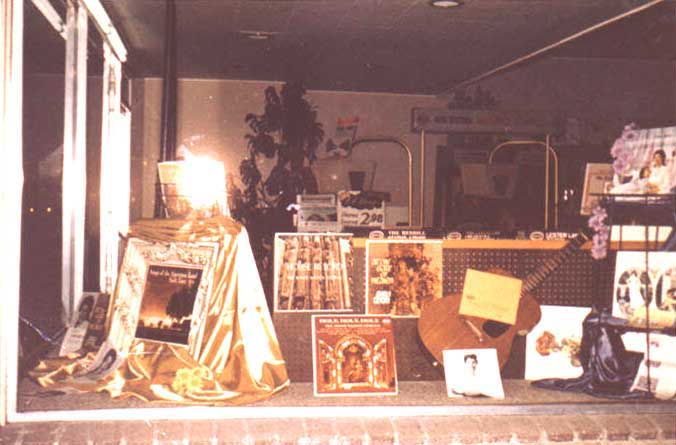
[311,315,398,396]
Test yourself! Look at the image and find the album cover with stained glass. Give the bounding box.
[312,315,397,396]
[274,233,353,312]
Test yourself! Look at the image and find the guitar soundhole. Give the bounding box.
[482,320,510,338]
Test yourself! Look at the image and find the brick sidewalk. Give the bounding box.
[2,411,675,444]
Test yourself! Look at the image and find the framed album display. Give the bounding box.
[273,233,354,312]
[365,239,442,317]
[612,251,676,356]
[107,237,219,353]
[311,315,397,396]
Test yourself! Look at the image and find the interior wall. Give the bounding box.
[134,78,447,225]
[132,56,676,228]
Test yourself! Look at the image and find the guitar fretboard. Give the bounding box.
[522,231,590,295]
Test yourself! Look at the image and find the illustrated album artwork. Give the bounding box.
[312,315,397,396]
[274,233,353,311]
[612,251,676,358]
[608,126,676,195]
[365,240,442,317]
[107,238,220,353]
[134,265,203,345]
[525,305,589,381]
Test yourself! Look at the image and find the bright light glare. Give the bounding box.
[182,157,226,210]
[158,156,228,217]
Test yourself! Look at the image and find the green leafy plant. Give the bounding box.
[229,81,324,306]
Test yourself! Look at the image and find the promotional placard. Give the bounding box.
[338,191,385,229]
[459,269,522,325]
[312,315,397,396]
[295,194,339,232]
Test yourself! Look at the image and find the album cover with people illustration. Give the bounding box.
[311,315,397,396]
[608,126,676,195]
[365,240,442,317]
[612,251,676,355]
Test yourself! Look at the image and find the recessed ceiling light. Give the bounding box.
[239,31,275,41]
[430,0,463,8]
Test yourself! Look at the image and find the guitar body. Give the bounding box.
[418,269,541,369]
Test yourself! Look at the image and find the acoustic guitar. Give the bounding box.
[418,231,591,369]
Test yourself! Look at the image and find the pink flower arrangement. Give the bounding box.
[609,123,639,176]
[587,205,609,259]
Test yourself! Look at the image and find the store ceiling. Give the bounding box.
[26,0,676,95]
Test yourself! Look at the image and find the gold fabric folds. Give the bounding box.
[32,217,289,405]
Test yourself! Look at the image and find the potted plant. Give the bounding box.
[230,81,324,306]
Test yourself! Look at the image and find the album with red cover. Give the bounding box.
[311,315,397,396]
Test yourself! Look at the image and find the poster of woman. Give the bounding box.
[609,126,676,195]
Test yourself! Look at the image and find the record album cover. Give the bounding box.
[365,240,442,317]
[274,233,353,312]
[312,315,397,396]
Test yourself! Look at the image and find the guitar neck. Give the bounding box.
[522,231,591,294]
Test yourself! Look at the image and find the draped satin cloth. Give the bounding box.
[32,217,290,405]
[532,308,646,399]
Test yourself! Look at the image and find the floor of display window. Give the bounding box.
[16,377,674,416]
[8,378,675,445]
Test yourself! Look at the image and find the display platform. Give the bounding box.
[16,376,675,416]
[275,238,612,382]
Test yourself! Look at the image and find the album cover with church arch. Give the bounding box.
[311,315,397,396]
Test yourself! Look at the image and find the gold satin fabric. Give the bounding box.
[32,217,289,405]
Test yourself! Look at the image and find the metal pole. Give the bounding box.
[160,0,176,161]
[351,137,414,227]
[445,0,665,93]
[420,129,426,228]
[156,0,177,217]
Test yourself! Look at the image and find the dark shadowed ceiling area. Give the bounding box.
[26,0,676,95]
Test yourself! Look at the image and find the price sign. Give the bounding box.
[337,191,386,229]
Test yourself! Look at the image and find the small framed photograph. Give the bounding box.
[274,233,353,312]
[312,315,397,396]
[525,305,589,381]
[107,237,219,353]
[580,163,614,215]
[442,348,504,399]
[365,240,442,317]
